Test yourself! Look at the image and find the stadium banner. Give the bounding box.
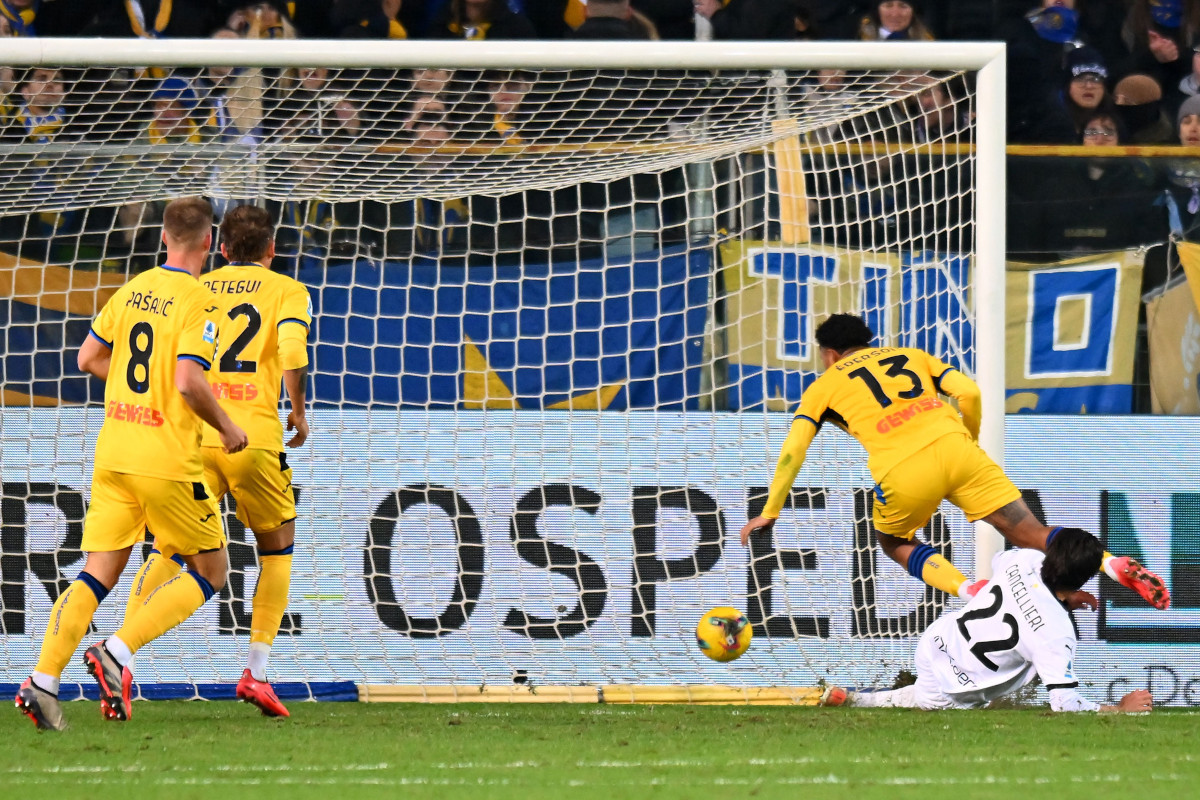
[718,241,973,411]
[1145,278,1200,414]
[300,245,712,411]
[2,411,1199,705]
[0,252,123,406]
[1005,250,1144,414]
[719,243,1143,414]
[1179,240,1200,317]
[0,245,711,411]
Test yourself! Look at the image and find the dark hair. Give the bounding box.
[1040,527,1104,593]
[162,197,213,248]
[220,204,275,262]
[815,314,875,352]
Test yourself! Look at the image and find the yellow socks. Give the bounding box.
[248,547,293,681]
[905,542,970,596]
[32,573,108,689]
[124,549,183,624]
[112,572,215,655]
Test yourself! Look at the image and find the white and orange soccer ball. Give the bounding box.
[695,607,752,662]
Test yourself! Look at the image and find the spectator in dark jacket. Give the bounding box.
[431,0,537,39]
[857,0,934,40]
[1121,0,1194,94]
[570,0,651,39]
[1031,45,1118,144]
[331,0,408,38]
[695,0,796,39]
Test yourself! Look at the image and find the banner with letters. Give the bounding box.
[719,241,974,411]
[1005,251,1143,414]
[720,242,1143,414]
[2,410,1198,704]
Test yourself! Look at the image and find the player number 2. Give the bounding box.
[848,354,924,408]
[955,585,1020,672]
[219,303,262,373]
[126,321,154,394]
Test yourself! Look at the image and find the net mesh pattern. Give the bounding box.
[0,59,981,691]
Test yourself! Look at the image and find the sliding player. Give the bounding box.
[123,205,312,717]
[822,529,1155,713]
[15,197,248,731]
[740,314,1169,610]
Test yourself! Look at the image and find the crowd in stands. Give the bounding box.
[4,1,1200,270]
[3,1,1200,147]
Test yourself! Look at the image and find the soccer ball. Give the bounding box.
[695,607,752,662]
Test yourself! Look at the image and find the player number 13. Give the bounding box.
[848,354,924,408]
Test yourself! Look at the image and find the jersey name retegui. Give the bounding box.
[201,264,312,452]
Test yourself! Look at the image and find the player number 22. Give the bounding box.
[847,354,924,408]
[955,585,1020,672]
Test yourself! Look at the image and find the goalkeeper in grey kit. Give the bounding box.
[824,528,1154,713]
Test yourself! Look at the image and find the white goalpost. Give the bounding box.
[0,38,1004,702]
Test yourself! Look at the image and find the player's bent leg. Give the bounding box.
[238,520,295,717]
[123,547,184,624]
[875,532,971,599]
[980,499,1050,550]
[95,547,230,721]
[25,548,131,723]
[847,684,919,708]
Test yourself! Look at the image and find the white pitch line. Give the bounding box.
[1,774,1186,788]
[5,752,1194,776]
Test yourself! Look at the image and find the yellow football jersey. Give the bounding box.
[200,263,312,452]
[90,265,221,482]
[794,347,968,479]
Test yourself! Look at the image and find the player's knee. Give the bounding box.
[875,530,909,557]
[254,520,295,552]
[189,555,229,593]
[201,566,228,593]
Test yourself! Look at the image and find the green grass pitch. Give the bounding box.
[2,701,1196,799]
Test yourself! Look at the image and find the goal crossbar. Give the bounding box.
[7,38,1005,71]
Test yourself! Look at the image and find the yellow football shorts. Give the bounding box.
[872,432,1022,538]
[82,468,224,555]
[202,447,296,533]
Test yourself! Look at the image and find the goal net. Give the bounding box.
[0,40,1003,701]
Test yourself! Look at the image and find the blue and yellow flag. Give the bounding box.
[0,252,123,406]
[1005,250,1143,414]
[720,240,974,411]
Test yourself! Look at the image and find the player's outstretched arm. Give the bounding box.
[77,333,112,380]
[283,365,309,448]
[740,419,818,546]
[176,359,248,453]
